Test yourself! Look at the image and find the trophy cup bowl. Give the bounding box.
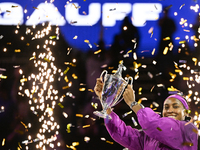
[93,70,133,119]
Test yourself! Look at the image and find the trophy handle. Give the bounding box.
[112,77,133,107]
[100,70,108,82]
[126,76,133,85]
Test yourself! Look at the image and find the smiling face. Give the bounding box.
[162,97,187,121]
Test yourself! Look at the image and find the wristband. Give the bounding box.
[130,101,138,109]
[130,101,145,109]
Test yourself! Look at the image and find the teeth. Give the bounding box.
[168,116,176,119]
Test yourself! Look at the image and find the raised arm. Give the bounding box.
[94,78,144,149]
[105,111,144,150]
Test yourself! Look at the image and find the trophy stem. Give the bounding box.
[93,108,112,120]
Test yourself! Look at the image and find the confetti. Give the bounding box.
[20,78,27,83]
[70,21,77,24]
[18,142,22,149]
[179,60,187,63]
[138,87,142,95]
[84,40,92,48]
[150,85,155,92]
[20,121,27,128]
[72,74,78,79]
[179,4,185,9]
[63,112,68,118]
[91,102,98,109]
[192,128,198,134]
[76,114,83,117]
[109,8,116,11]
[101,137,106,141]
[148,72,153,78]
[94,43,99,47]
[163,37,170,41]
[167,86,179,92]
[182,142,193,146]
[66,145,76,150]
[0,106,4,113]
[82,125,90,128]
[133,61,141,70]
[0,75,7,79]
[156,127,162,131]
[66,48,72,55]
[33,7,39,10]
[58,103,64,108]
[15,49,21,53]
[44,58,50,62]
[84,136,90,143]
[152,48,155,55]
[29,56,36,60]
[67,123,72,133]
[134,72,139,80]
[94,49,101,54]
[127,50,132,54]
[138,97,147,104]
[192,36,199,42]
[85,115,89,118]
[22,140,29,144]
[122,111,132,118]
[79,87,85,91]
[88,89,94,92]
[169,72,176,81]
[163,47,169,55]
[72,142,79,147]
[148,27,154,37]
[183,29,190,32]
[101,64,108,68]
[169,42,173,51]
[64,76,69,82]
[72,3,81,9]
[106,141,114,144]
[2,138,5,146]
[183,77,189,80]
[82,11,87,15]
[73,36,78,39]
[192,57,197,66]
[131,117,138,126]
[165,5,172,10]
[180,19,187,25]
[0,68,6,71]
[84,40,89,43]
[64,67,70,74]
[157,84,164,87]
[49,36,57,39]
[152,102,159,107]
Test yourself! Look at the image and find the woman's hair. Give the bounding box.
[176,92,189,107]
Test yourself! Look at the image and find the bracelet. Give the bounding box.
[130,101,138,109]
[130,101,145,109]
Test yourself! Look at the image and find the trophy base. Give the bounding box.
[93,111,112,120]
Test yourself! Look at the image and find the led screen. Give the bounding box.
[0,0,199,57]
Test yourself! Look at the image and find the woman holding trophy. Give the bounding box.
[94,78,198,150]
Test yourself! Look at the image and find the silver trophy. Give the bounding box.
[93,62,133,119]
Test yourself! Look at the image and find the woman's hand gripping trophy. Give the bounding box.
[94,78,112,115]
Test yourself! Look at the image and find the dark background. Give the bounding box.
[0,4,200,150]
